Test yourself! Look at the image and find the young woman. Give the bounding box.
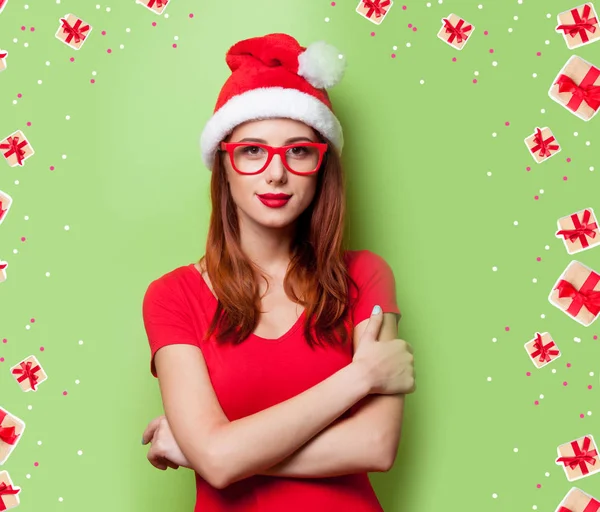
[141,33,416,512]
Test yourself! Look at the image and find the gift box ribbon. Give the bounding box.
[0,52,6,59]
[361,0,390,19]
[556,4,598,44]
[0,136,28,166]
[558,496,600,512]
[0,201,7,221]
[59,17,90,45]
[11,360,41,391]
[0,409,20,446]
[0,482,20,511]
[147,0,168,7]
[554,65,600,113]
[442,18,473,44]
[530,128,559,157]
[555,267,600,318]
[556,209,598,248]
[556,436,599,475]
[530,333,559,363]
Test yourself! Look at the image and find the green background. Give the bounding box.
[1,0,599,510]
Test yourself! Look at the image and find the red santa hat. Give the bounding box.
[199,33,347,170]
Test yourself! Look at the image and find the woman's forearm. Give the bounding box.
[211,362,372,488]
[257,412,386,478]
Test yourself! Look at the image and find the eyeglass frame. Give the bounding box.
[219,141,329,176]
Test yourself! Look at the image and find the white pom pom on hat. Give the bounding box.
[199,33,347,171]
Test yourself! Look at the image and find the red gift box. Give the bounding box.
[0,407,25,466]
[524,127,561,163]
[0,130,34,167]
[0,0,8,15]
[355,0,393,25]
[524,332,561,368]
[0,190,11,226]
[556,3,600,49]
[556,435,600,481]
[0,261,7,285]
[55,13,92,50]
[437,13,475,50]
[0,471,20,511]
[10,355,48,392]
[556,208,600,255]
[136,0,169,15]
[0,50,7,73]
[555,486,600,512]
[549,55,600,121]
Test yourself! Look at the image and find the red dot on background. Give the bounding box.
[402,5,407,9]
[534,400,539,405]
[580,414,585,418]
[30,27,35,32]
[102,31,106,36]
[484,30,489,35]
[534,195,539,200]
[526,371,531,376]
[20,237,25,242]
[189,13,194,17]
[63,391,68,396]
[107,49,112,53]
[20,26,25,31]
[537,52,542,56]
[70,57,75,62]
[391,53,396,58]
[152,22,157,26]
[40,346,44,351]
[489,49,494,53]
[526,166,531,171]
[26,122,31,126]
[563,176,568,181]
[2,339,7,344]
[17,93,22,98]
[567,157,572,162]
[90,79,95,84]
[473,79,478,83]
[536,484,541,489]
[505,326,510,332]
[30,318,35,323]
[408,23,412,27]
[49,166,55,171]
[412,27,417,31]
[536,257,541,261]
[34,462,38,467]
[567,363,571,367]
[594,335,598,340]
[0,358,4,363]
[172,43,177,48]
[563,381,568,386]
[505,121,510,126]
[452,57,457,62]
[588,385,593,390]
[370,32,375,36]
[331,1,336,5]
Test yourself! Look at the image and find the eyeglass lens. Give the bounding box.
[232,145,321,174]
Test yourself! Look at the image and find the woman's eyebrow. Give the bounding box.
[236,136,315,143]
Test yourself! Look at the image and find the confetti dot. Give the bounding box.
[189,13,194,18]
[492,266,498,271]
[34,462,38,467]
[473,79,478,84]
[487,377,492,381]
[532,278,537,283]
[509,28,513,32]
[492,61,498,66]
[536,257,541,261]
[325,17,330,22]
[152,22,157,27]
[452,57,457,62]
[77,450,83,455]
[173,44,177,48]
[514,16,519,20]
[537,52,541,56]
[540,394,544,399]
[535,400,539,405]
[505,121,510,126]
[514,221,519,225]
[513,448,518,452]
[489,48,494,53]
[492,493,498,499]
[505,326,510,332]
[63,391,68,396]
[589,385,593,390]
[532,73,537,78]
[567,157,572,162]
[536,484,541,488]
[492,337,497,343]
[370,32,375,36]
[484,30,489,35]
[391,53,396,58]
[541,108,545,113]
[526,372,531,376]
[107,49,112,53]
[580,413,585,418]
[563,381,568,386]
[526,166,531,171]
[492,132,497,137]
[567,363,571,368]
[591,372,595,376]
[102,31,106,36]
[563,176,568,181]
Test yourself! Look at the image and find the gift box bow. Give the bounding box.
[59,17,90,44]
[556,4,598,43]
[530,333,559,363]
[555,65,600,113]
[147,0,168,7]
[531,128,559,157]
[0,481,20,506]
[0,52,6,59]
[0,136,28,166]
[556,436,599,475]
[555,268,600,317]
[558,498,600,512]
[556,209,598,247]
[360,0,390,19]
[11,360,41,390]
[0,410,20,446]
[442,17,473,44]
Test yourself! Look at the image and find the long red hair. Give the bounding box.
[198,129,359,350]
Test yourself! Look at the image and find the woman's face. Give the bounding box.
[222,118,321,231]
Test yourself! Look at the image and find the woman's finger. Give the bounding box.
[142,416,164,445]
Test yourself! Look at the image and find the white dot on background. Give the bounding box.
[545,40,550,44]
[64,225,70,230]
[492,337,497,342]
[546,13,551,18]
[590,372,595,377]
[37,79,42,84]
[59,497,63,502]
[120,44,124,49]
[78,340,84,345]
[514,447,518,452]
[75,379,80,384]
[532,73,537,78]
[492,132,497,137]
[533,507,538,511]
[474,70,479,76]
[492,493,498,499]
[77,450,83,455]
[37,440,42,445]
[164,13,169,18]
[545,471,550,476]
[426,2,431,6]
[24,215,29,220]
[514,15,519,20]
[62,154,67,159]
[92,71,97,76]
[46,61,50,66]
[65,115,70,120]
[27,405,32,410]
[492,61,498,66]
[126,28,131,32]
[45,272,50,277]
[508,27,513,32]
[406,42,411,47]
[96,4,100,8]
[419,79,425,84]
[174,36,179,41]
[25,325,31,330]
[541,108,545,113]
[324,17,330,22]
[545,245,550,250]
[12,100,17,105]
[106,7,111,12]
[24,4,29,8]
[540,394,544,399]
[26,474,31,479]
[588,411,592,416]
[487,171,492,176]
[518,0,523,4]
[541,313,545,319]
[13,38,18,43]
[514,220,519,225]
[532,278,537,283]
[591,166,595,171]
[552,368,557,373]
[393,45,398,50]
[487,376,492,381]
[540,189,544,194]
[574,337,581,343]
[574,131,578,136]
[478,4,483,8]
[492,266,498,271]
[438,0,443,4]
[586,141,591,146]
[24,43,29,48]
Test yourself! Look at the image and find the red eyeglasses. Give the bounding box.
[219,141,328,175]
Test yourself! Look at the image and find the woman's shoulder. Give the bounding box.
[144,263,195,297]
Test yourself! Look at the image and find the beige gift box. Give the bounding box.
[355,0,393,25]
[555,208,600,255]
[548,260,600,326]
[555,434,600,481]
[10,355,48,392]
[548,55,600,121]
[0,407,25,466]
[136,0,169,15]
[555,487,600,512]
[0,191,12,226]
[0,130,34,168]
[55,13,92,50]
[0,261,7,284]
[0,50,7,73]
[524,332,561,368]
[524,127,561,163]
[556,3,600,50]
[0,470,21,511]
[438,13,475,50]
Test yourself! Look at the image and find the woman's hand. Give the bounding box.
[142,415,193,471]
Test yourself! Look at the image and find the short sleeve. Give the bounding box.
[142,276,200,378]
[351,250,401,327]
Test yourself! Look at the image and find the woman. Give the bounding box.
[141,33,416,511]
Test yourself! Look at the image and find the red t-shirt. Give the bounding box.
[142,249,401,512]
